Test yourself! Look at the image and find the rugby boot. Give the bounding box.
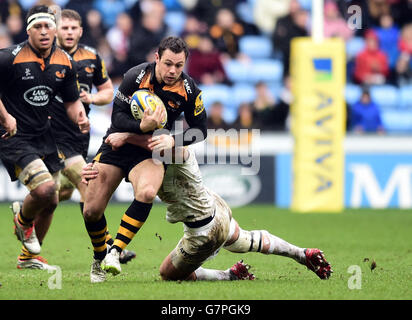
[103,249,121,275]
[17,255,56,271]
[229,260,255,280]
[90,259,107,283]
[11,201,41,255]
[304,248,333,279]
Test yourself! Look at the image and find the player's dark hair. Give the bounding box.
[158,36,189,60]
[26,5,53,22]
[61,9,82,26]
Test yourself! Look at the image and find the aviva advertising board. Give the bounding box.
[290,37,346,212]
[276,153,412,209]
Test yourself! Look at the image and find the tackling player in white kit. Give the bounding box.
[82,132,332,282]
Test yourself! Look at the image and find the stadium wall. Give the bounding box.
[0,134,411,209]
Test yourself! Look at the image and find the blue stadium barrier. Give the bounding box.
[399,85,412,109]
[239,35,273,59]
[370,85,399,109]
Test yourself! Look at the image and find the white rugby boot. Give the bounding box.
[102,249,121,275]
[11,201,41,255]
[17,256,56,271]
[90,259,106,283]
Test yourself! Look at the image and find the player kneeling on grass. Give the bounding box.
[82,132,333,282]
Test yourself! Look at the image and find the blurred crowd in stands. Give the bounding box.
[0,0,412,135]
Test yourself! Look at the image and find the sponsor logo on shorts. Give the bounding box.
[23,85,53,106]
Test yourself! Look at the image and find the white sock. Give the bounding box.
[194,267,231,281]
[225,229,306,264]
[263,232,306,264]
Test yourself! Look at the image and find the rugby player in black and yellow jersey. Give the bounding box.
[83,36,207,283]
[51,9,113,204]
[49,9,135,265]
[0,5,90,270]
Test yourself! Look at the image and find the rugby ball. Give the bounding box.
[130,89,167,128]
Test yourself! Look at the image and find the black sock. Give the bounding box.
[111,200,152,253]
[84,215,108,261]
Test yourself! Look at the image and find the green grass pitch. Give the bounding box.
[0,203,411,300]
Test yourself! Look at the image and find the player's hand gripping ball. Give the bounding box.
[130,89,167,129]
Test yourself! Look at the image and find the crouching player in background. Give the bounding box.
[82,133,333,282]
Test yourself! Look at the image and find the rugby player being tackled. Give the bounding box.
[83,138,333,282]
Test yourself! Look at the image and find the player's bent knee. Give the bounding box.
[18,159,55,192]
[136,186,158,203]
[82,205,103,222]
[31,181,58,202]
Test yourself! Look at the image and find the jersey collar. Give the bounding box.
[27,39,57,61]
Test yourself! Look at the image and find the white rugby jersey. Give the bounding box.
[157,148,215,224]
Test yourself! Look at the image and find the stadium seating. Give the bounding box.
[249,59,283,83]
[381,110,412,132]
[236,1,255,25]
[346,37,365,60]
[239,35,273,59]
[399,85,412,109]
[199,84,232,110]
[370,85,399,109]
[224,60,250,83]
[345,83,362,105]
[224,58,283,84]
[231,83,256,107]
[164,10,187,36]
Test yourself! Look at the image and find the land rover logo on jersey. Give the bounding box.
[23,86,53,106]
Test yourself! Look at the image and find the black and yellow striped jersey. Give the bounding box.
[48,43,109,154]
